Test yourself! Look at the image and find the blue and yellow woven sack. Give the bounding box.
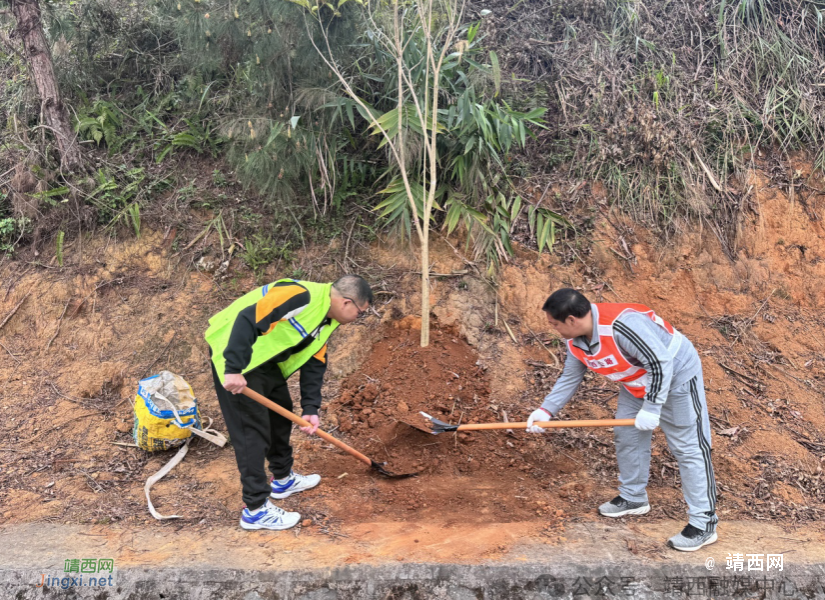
[133,371,201,452]
[132,371,225,520]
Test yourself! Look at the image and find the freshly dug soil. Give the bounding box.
[296,321,575,525]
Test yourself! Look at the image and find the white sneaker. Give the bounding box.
[270,470,321,499]
[239,500,300,530]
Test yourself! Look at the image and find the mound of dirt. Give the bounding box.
[286,321,574,525]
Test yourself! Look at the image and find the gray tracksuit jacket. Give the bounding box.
[540,304,702,417]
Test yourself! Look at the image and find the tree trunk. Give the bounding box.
[10,0,83,172]
[420,233,430,347]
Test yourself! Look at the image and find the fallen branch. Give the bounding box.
[718,362,765,390]
[525,359,561,369]
[436,231,483,275]
[180,222,213,252]
[609,247,636,274]
[15,412,99,447]
[763,363,819,391]
[693,148,723,193]
[48,381,87,405]
[524,322,561,369]
[0,340,21,364]
[60,412,99,426]
[0,292,30,332]
[502,319,519,345]
[412,270,469,277]
[3,266,32,301]
[44,298,71,353]
[747,291,775,326]
[528,37,567,45]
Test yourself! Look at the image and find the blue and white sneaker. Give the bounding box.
[240,501,300,531]
[270,471,321,499]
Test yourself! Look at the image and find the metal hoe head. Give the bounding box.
[370,460,419,479]
[420,412,459,435]
[397,418,434,434]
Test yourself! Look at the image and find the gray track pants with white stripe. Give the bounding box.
[614,364,718,533]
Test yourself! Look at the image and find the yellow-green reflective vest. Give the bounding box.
[205,279,339,384]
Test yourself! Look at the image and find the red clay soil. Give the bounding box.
[2,157,825,544]
[298,320,574,526]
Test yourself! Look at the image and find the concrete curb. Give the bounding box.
[3,562,825,599]
[3,520,824,599]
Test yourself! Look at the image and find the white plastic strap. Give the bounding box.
[144,440,190,520]
[143,393,227,520]
[154,392,227,447]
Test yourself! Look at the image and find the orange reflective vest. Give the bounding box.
[567,303,681,399]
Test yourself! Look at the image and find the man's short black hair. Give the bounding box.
[542,288,591,321]
[333,275,374,306]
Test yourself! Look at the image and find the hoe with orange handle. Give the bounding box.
[242,387,418,479]
[420,412,636,434]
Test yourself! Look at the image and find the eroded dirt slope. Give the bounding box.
[1,160,825,547]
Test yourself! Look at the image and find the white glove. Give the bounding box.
[634,408,660,431]
[526,408,552,433]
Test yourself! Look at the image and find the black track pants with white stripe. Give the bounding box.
[614,366,718,533]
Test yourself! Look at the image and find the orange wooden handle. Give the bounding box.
[456,419,636,431]
[241,386,372,467]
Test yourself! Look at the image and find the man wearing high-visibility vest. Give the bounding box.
[205,275,373,530]
[526,288,717,551]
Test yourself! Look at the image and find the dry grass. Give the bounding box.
[475,0,825,245]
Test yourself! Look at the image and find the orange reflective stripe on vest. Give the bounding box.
[567,303,675,399]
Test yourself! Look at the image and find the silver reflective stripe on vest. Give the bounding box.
[605,365,644,381]
[668,329,683,357]
[623,375,647,389]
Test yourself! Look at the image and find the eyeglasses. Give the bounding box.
[343,297,369,318]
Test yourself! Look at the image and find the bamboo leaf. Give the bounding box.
[510,195,522,222]
[535,213,544,248]
[468,21,479,44]
[538,214,553,253]
[345,101,356,129]
[490,51,501,97]
[500,229,513,256]
[56,231,64,267]
[444,199,463,234]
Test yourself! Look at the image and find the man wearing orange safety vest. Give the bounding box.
[527,288,717,551]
